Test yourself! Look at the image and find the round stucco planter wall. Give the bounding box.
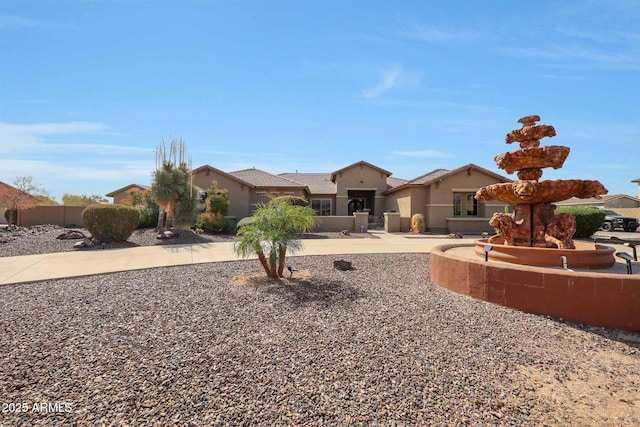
[430,244,640,332]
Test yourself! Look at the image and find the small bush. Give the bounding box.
[82,204,140,243]
[411,213,425,234]
[195,213,232,234]
[269,195,309,207]
[124,189,159,228]
[554,206,605,238]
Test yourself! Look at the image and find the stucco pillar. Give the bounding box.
[383,212,400,233]
[353,212,369,233]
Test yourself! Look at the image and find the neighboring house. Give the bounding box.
[0,181,39,225]
[106,160,513,233]
[105,184,149,204]
[555,194,640,209]
[633,178,640,199]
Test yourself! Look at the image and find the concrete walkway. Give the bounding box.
[0,232,480,285]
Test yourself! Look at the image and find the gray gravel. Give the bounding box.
[0,225,236,257]
[1,227,639,425]
[1,252,639,426]
[0,225,375,258]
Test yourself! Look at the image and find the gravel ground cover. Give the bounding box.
[0,225,233,257]
[0,225,375,258]
[1,251,639,426]
[1,226,639,425]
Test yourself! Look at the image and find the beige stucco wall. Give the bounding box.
[17,206,86,227]
[615,208,640,221]
[384,187,430,232]
[334,165,388,216]
[192,171,252,219]
[110,191,130,205]
[425,170,508,233]
[314,216,354,232]
[384,173,509,233]
[606,198,640,209]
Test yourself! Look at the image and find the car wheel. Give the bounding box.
[623,227,638,232]
[601,222,614,232]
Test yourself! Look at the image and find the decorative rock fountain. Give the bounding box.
[473,115,615,268]
[430,115,640,331]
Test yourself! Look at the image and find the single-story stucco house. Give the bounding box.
[105,184,150,204]
[555,194,640,209]
[107,160,512,233]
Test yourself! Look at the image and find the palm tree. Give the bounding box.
[234,197,318,278]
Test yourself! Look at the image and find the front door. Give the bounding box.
[347,190,375,216]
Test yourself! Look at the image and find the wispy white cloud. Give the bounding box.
[19,98,55,104]
[0,121,108,139]
[0,158,152,182]
[0,15,40,29]
[393,150,452,158]
[0,14,75,31]
[363,66,402,99]
[362,65,424,99]
[0,121,151,155]
[501,43,640,69]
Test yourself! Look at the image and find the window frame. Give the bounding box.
[311,198,332,216]
[453,192,479,217]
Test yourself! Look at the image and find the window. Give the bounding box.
[466,194,478,216]
[453,194,462,216]
[311,199,332,216]
[256,192,278,205]
[453,192,479,216]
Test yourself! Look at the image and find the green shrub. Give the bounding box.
[125,189,159,228]
[554,206,605,238]
[195,213,232,234]
[82,204,140,243]
[269,195,309,207]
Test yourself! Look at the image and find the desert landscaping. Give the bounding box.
[1,226,639,426]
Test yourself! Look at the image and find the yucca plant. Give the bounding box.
[151,138,200,231]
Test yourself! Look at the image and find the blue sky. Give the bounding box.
[1,0,639,202]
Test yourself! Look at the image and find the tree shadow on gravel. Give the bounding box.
[238,274,364,308]
[265,279,364,308]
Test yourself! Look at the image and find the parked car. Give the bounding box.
[600,209,639,232]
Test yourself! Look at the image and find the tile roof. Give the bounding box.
[192,164,255,188]
[386,176,408,190]
[229,168,307,188]
[406,168,451,185]
[330,160,392,182]
[383,163,512,195]
[105,183,149,197]
[555,194,640,206]
[0,181,39,204]
[279,173,335,194]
